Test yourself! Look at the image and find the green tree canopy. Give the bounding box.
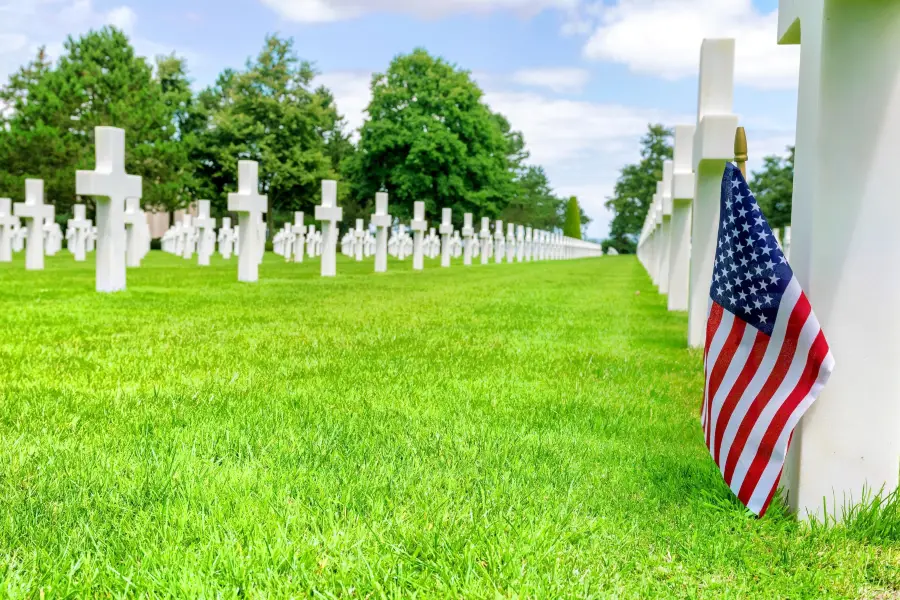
[350,49,522,224]
[502,166,564,230]
[0,28,186,218]
[563,196,582,239]
[194,35,348,226]
[749,146,794,230]
[604,124,673,254]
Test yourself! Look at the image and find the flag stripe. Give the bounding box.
[714,280,802,475]
[722,292,812,485]
[703,307,733,445]
[728,312,822,491]
[712,329,769,464]
[702,302,725,430]
[744,353,834,514]
[737,330,830,507]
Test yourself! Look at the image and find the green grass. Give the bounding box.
[0,252,897,598]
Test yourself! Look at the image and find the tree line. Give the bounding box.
[0,28,589,238]
[604,125,795,254]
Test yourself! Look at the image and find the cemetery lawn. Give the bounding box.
[1,254,899,598]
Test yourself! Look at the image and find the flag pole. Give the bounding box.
[734,126,748,176]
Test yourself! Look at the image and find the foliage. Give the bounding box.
[749,146,794,230]
[0,33,590,235]
[194,35,348,226]
[604,124,673,254]
[501,166,564,230]
[351,49,522,224]
[563,196,582,239]
[0,28,187,218]
[0,253,897,596]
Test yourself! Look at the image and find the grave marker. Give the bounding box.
[439,207,453,268]
[371,194,391,272]
[0,198,18,262]
[667,125,696,312]
[75,127,142,292]
[687,39,738,347]
[123,198,146,267]
[195,200,216,266]
[494,220,505,264]
[779,0,900,522]
[411,201,427,270]
[219,217,235,259]
[13,179,54,271]
[227,160,268,282]
[315,180,342,277]
[657,162,674,294]
[462,213,475,266]
[479,218,491,265]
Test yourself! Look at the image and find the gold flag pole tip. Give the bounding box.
[734,126,748,176]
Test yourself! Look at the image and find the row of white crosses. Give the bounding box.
[635,2,900,523]
[4,128,603,287]
[1,127,150,287]
[0,181,97,267]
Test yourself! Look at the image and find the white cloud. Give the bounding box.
[481,88,686,165]
[580,0,800,90]
[510,67,590,93]
[0,1,198,86]
[106,6,137,34]
[315,71,372,135]
[259,0,577,22]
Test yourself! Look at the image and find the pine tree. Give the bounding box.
[563,196,582,239]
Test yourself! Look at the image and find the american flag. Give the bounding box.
[701,163,834,516]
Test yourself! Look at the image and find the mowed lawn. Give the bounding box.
[0,253,897,598]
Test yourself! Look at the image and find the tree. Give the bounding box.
[350,49,522,224]
[502,166,564,230]
[749,146,794,230]
[0,28,192,219]
[604,124,673,254]
[195,35,345,226]
[563,196,582,239]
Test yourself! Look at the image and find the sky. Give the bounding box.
[0,0,799,239]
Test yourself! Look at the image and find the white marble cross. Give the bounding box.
[451,231,462,258]
[371,193,391,273]
[461,213,474,266]
[181,214,196,260]
[479,217,491,265]
[0,198,18,262]
[68,204,92,262]
[687,39,738,348]
[525,227,534,262]
[305,224,316,258]
[291,212,306,263]
[227,160,268,282]
[218,217,235,259]
[410,201,427,271]
[505,223,516,263]
[667,125,696,312]
[123,198,146,268]
[353,219,365,262]
[778,0,900,524]
[14,179,55,271]
[315,180,342,277]
[194,200,216,266]
[76,127,142,292]
[516,226,525,262]
[493,219,505,264]
[439,208,453,268]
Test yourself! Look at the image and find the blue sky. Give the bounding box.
[0,0,798,239]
